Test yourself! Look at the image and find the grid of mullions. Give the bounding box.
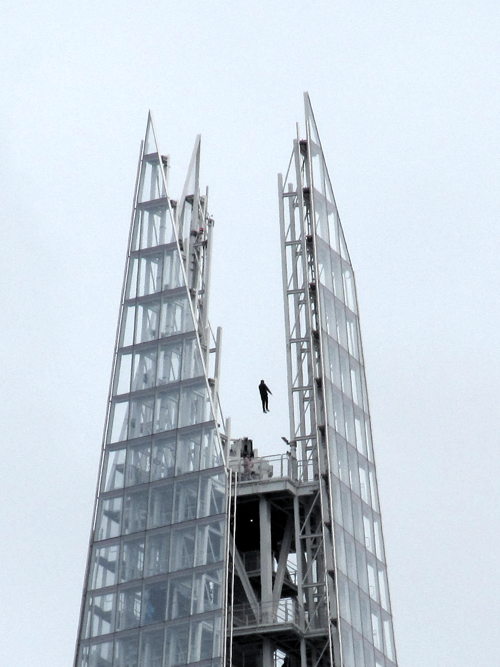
[305,111,397,666]
[76,135,227,667]
[79,619,223,666]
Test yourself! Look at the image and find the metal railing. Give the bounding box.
[229,452,308,483]
[232,599,299,629]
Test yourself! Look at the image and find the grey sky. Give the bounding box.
[1,1,499,664]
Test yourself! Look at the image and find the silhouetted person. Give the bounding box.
[259,380,272,413]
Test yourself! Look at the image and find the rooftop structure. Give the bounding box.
[74,95,397,667]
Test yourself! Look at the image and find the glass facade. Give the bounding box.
[75,117,227,667]
[305,97,397,667]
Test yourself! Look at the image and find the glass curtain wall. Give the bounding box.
[304,96,397,667]
[75,117,227,667]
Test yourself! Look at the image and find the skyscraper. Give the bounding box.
[75,95,397,667]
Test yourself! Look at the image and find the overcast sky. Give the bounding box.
[1,2,499,665]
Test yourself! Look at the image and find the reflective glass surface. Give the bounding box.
[305,98,397,666]
[76,117,227,667]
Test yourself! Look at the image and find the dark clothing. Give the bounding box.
[259,381,272,413]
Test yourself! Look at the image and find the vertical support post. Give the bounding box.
[262,638,274,667]
[259,496,273,624]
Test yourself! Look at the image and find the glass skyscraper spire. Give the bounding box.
[75,97,397,667]
[75,116,228,667]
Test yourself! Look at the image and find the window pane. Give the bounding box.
[95,497,122,541]
[145,529,170,577]
[126,443,151,486]
[192,568,223,613]
[165,622,189,667]
[176,432,201,475]
[138,253,163,297]
[116,586,142,631]
[174,477,199,523]
[155,389,179,433]
[108,401,129,444]
[151,437,176,480]
[195,520,225,566]
[158,340,182,385]
[120,536,145,583]
[90,543,119,589]
[136,301,160,343]
[170,525,195,571]
[167,574,193,620]
[85,593,115,638]
[115,352,132,395]
[129,397,154,439]
[114,635,138,667]
[103,448,126,491]
[148,482,174,529]
[123,489,148,534]
[132,348,157,391]
[139,629,164,667]
[143,581,167,625]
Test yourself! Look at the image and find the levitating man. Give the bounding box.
[259,380,272,413]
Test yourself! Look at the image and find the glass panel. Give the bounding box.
[195,520,225,566]
[123,489,148,534]
[165,622,189,667]
[170,524,195,571]
[138,253,163,296]
[143,581,167,625]
[163,247,182,290]
[145,529,170,577]
[79,640,113,666]
[90,543,119,589]
[198,471,226,518]
[139,629,164,667]
[140,209,168,248]
[200,428,222,469]
[116,586,142,631]
[96,497,122,541]
[114,635,138,667]
[174,477,199,523]
[158,340,182,385]
[190,617,215,662]
[115,352,132,395]
[126,256,139,299]
[129,397,154,438]
[179,382,209,428]
[125,442,151,486]
[136,301,160,343]
[176,431,201,475]
[103,448,126,491]
[120,536,145,582]
[148,482,174,529]
[383,613,396,661]
[371,606,383,652]
[160,295,193,337]
[340,619,355,667]
[192,568,223,613]
[120,305,136,347]
[182,337,204,379]
[155,388,179,433]
[349,581,362,634]
[108,401,129,444]
[85,592,115,638]
[132,348,157,391]
[151,437,176,480]
[167,573,193,620]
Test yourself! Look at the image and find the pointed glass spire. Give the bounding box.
[279,95,398,666]
[75,116,227,667]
